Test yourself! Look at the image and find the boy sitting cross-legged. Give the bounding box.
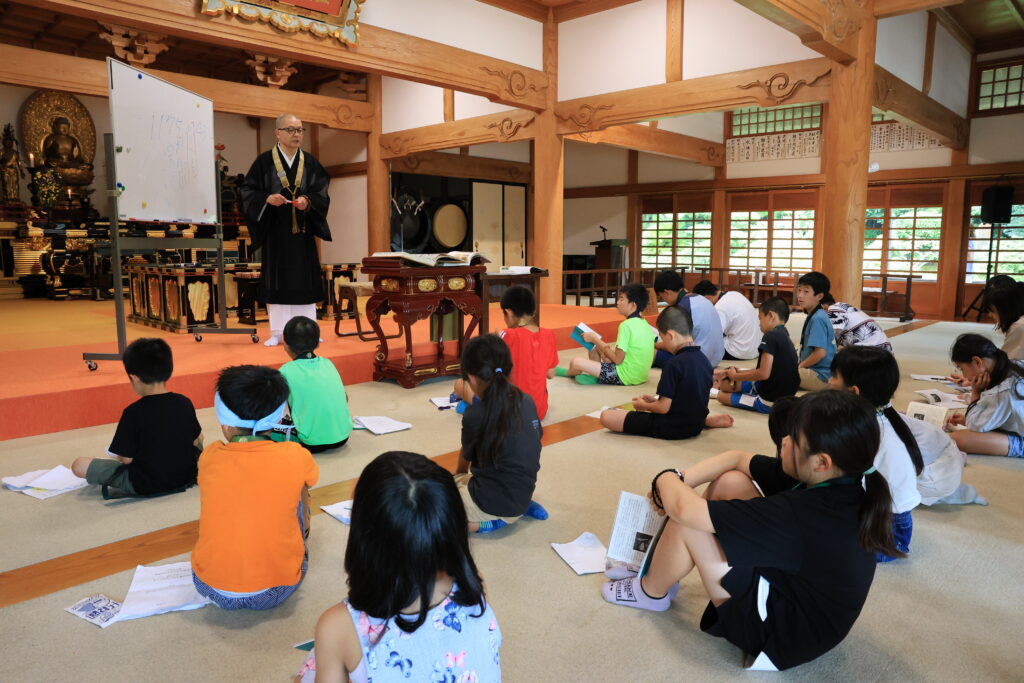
[794,271,837,391]
[71,337,202,498]
[600,306,732,440]
[191,365,318,610]
[561,283,655,386]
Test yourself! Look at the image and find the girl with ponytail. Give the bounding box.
[455,334,548,533]
[948,333,1024,458]
[602,391,894,671]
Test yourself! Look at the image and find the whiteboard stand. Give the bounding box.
[82,135,257,371]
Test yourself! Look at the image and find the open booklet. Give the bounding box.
[607,491,667,576]
[371,251,489,267]
[570,322,602,351]
[906,400,966,430]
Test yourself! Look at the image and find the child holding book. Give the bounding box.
[456,335,548,533]
[191,365,318,609]
[715,297,800,414]
[454,286,558,419]
[278,316,352,452]
[562,283,655,386]
[71,338,202,497]
[947,333,1024,457]
[602,391,899,671]
[600,306,732,439]
[794,271,837,390]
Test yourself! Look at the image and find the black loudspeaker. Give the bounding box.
[981,186,1014,224]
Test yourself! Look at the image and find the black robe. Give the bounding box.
[239,147,332,304]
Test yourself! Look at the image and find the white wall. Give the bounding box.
[929,24,972,117]
[970,113,1024,164]
[454,92,514,120]
[870,147,952,170]
[468,141,531,163]
[655,112,725,142]
[638,153,714,183]
[682,0,817,79]
[727,157,820,178]
[0,83,257,204]
[360,0,542,70]
[564,197,628,255]
[558,0,666,100]
[875,13,928,90]
[381,77,446,134]
[564,140,628,188]
[321,175,369,266]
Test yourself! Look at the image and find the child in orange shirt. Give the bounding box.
[453,286,558,419]
[191,365,318,610]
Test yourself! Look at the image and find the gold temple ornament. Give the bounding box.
[201,0,364,46]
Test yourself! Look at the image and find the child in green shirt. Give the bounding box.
[279,316,352,452]
[562,283,655,386]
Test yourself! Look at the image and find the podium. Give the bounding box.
[360,257,486,388]
[590,238,629,270]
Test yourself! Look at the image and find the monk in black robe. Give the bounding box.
[240,113,331,346]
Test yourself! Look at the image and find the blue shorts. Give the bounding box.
[877,509,913,563]
[192,502,308,610]
[728,382,772,415]
[1008,432,1023,458]
[598,362,624,386]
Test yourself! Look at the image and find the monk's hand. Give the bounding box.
[293,196,309,211]
[266,193,288,206]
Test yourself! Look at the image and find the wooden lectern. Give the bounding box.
[590,238,629,270]
[360,256,486,388]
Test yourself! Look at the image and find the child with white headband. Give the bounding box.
[191,364,319,610]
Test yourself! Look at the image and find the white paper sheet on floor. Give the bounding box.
[3,465,88,499]
[551,532,607,575]
[106,562,211,627]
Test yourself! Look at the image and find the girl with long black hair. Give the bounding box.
[948,333,1024,458]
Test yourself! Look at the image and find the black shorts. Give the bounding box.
[699,565,769,660]
[621,411,702,441]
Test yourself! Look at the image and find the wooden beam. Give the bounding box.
[554,0,641,22]
[873,0,963,18]
[626,150,639,269]
[565,123,725,166]
[731,0,863,64]
[976,30,1024,53]
[666,0,683,82]
[325,161,368,178]
[1004,0,1024,30]
[873,65,969,149]
[379,109,537,159]
[475,0,548,21]
[0,43,373,131]
[21,0,549,110]
[443,88,455,123]
[555,58,833,134]
[923,11,937,96]
[390,151,532,184]
[932,7,975,53]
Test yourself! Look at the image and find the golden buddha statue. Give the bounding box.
[42,116,93,188]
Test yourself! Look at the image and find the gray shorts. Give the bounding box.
[86,458,136,495]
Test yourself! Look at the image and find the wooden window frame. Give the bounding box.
[972,57,1024,118]
[727,103,823,139]
[727,191,818,272]
[864,195,944,281]
[640,206,713,271]
[964,203,1024,284]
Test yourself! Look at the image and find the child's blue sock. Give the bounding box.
[476,519,508,534]
[456,400,469,414]
[524,501,549,520]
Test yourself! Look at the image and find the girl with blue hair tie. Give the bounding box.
[190,364,319,610]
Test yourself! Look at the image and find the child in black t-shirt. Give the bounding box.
[715,297,799,414]
[455,334,549,534]
[602,391,902,671]
[600,306,733,439]
[71,338,202,497]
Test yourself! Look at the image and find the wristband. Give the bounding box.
[650,468,684,510]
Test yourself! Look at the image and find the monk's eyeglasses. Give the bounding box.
[278,127,305,135]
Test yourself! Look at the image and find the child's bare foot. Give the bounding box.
[705,413,734,429]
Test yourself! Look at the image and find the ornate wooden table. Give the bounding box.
[361,257,486,388]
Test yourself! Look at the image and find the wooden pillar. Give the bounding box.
[938,178,966,320]
[820,6,876,308]
[626,150,640,269]
[366,74,390,255]
[532,12,564,305]
[711,189,727,269]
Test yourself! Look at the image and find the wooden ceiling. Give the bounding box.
[948,0,1024,52]
[0,2,365,96]
[477,0,640,22]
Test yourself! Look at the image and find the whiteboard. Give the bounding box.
[107,59,217,224]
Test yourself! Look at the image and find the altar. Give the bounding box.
[360,256,486,388]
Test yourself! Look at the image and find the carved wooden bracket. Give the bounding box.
[98,23,169,67]
[246,53,298,89]
[737,69,832,106]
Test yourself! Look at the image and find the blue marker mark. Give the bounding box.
[137,74,142,80]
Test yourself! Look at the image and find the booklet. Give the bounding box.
[371,251,489,267]
[105,562,211,627]
[551,532,607,575]
[352,416,412,435]
[606,491,665,574]
[906,401,965,430]
[3,465,88,499]
[570,322,602,351]
[66,594,122,627]
[320,499,353,525]
[914,389,965,406]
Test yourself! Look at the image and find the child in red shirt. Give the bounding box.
[454,286,558,420]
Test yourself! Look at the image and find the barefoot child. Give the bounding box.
[561,283,655,386]
[456,334,548,533]
[600,306,732,439]
[297,451,501,683]
[602,391,899,671]
[715,297,800,414]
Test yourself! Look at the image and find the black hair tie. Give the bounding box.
[650,468,684,510]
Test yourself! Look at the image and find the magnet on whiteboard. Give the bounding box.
[137,74,142,79]
[115,146,123,153]
[142,201,148,208]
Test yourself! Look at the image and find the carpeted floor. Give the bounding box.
[0,316,1021,682]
